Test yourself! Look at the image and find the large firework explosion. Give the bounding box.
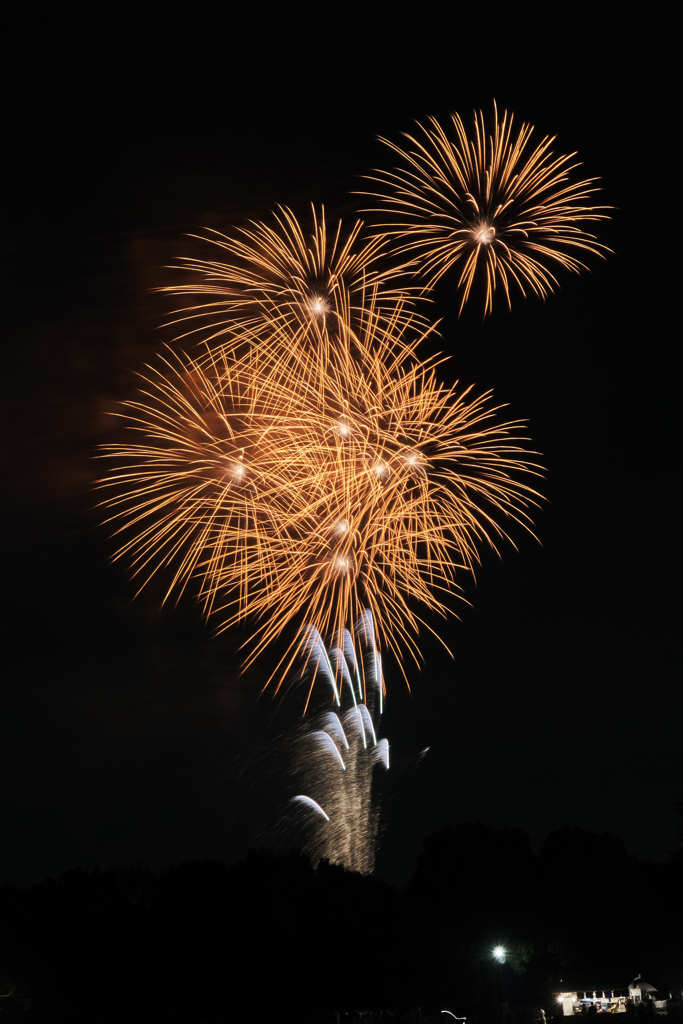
[360,102,611,314]
[291,610,388,874]
[97,290,542,702]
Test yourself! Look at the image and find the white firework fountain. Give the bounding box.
[290,609,389,874]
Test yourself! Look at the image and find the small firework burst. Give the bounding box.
[360,102,611,314]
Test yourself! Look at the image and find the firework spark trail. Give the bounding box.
[310,730,346,771]
[319,712,349,751]
[291,795,330,823]
[359,101,611,314]
[329,646,357,706]
[374,738,390,770]
[358,705,376,746]
[302,626,340,706]
[97,292,543,699]
[290,612,387,874]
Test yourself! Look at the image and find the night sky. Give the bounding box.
[2,17,677,885]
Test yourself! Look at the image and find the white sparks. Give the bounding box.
[291,795,329,822]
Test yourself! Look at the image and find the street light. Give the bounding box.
[492,946,507,1023]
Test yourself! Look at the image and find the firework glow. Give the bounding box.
[97,291,542,702]
[359,102,611,314]
[291,610,387,874]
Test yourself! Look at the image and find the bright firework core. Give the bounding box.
[473,222,496,245]
[404,450,425,470]
[309,294,329,316]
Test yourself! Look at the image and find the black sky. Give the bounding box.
[1,16,678,884]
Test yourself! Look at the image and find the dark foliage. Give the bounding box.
[2,823,682,1022]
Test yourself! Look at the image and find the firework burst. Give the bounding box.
[97,296,542,701]
[359,102,611,314]
[157,203,422,362]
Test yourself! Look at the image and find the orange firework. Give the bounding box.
[359,102,611,314]
[157,203,422,362]
[97,298,542,701]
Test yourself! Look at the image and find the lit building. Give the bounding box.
[554,987,627,1016]
[628,974,657,1004]
[552,974,672,1015]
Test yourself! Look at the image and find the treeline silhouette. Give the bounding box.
[1,822,682,1022]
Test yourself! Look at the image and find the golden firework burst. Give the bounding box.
[97,299,542,699]
[157,203,423,361]
[359,102,611,314]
